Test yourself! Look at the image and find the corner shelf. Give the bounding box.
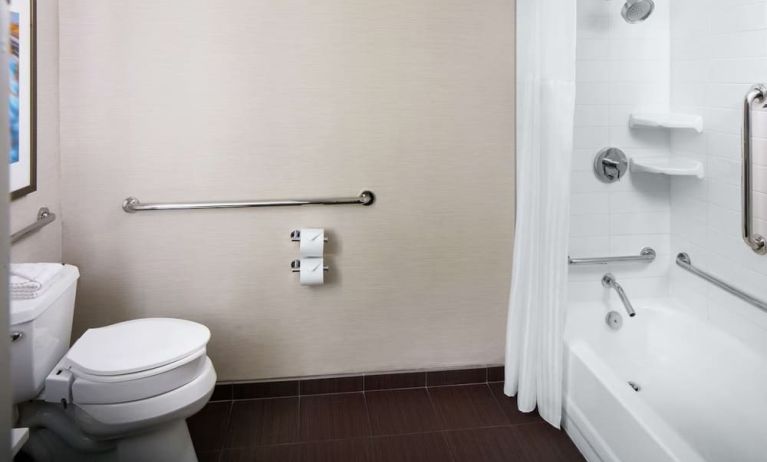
[631,157,705,179]
[629,113,703,133]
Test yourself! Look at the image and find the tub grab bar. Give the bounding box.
[11,208,56,245]
[676,253,767,313]
[742,85,766,254]
[568,247,656,266]
[122,191,375,213]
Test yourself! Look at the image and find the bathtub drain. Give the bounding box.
[628,381,641,392]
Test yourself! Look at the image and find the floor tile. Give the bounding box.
[488,382,543,425]
[513,422,585,461]
[365,388,442,435]
[197,451,222,462]
[487,367,504,383]
[299,393,371,441]
[300,376,363,395]
[211,384,233,402]
[220,445,301,462]
[226,398,300,448]
[427,368,487,387]
[188,401,231,452]
[364,372,426,391]
[446,427,527,462]
[221,440,371,462]
[232,380,299,400]
[428,385,509,430]
[370,433,453,462]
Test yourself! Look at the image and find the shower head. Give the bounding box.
[621,0,655,24]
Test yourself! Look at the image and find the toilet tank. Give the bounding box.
[10,265,80,403]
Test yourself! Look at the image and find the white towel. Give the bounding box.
[10,263,64,299]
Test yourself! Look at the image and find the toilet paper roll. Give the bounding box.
[299,229,325,258]
[300,258,325,286]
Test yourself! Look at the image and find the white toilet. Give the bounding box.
[10,265,217,462]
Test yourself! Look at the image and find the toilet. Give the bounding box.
[10,265,216,462]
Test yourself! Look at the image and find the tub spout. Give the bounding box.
[602,273,636,317]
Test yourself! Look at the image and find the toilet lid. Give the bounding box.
[66,318,211,376]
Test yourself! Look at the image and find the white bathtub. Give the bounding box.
[563,298,767,462]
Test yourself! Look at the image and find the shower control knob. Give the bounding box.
[594,148,628,183]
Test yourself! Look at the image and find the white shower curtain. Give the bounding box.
[504,0,577,428]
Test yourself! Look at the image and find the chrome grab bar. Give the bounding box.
[742,85,767,255]
[11,208,56,244]
[123,191,375,213]
[568,247,656,266]
[676,253,767,313]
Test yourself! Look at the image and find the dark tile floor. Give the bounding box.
[188,380,585,462]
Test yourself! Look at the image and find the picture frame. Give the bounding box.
[9,0,36,200]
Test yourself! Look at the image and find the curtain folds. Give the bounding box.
[504,0,577,428]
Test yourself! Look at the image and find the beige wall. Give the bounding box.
[10,0,61,263]
[59,0,516,381]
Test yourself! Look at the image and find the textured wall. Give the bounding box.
[59,0,516,381]
[10,0,61,263]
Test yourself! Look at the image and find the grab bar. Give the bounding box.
[742,85,766,255]
[123,191,375,213]
[676,253,767,313]
[11,208,56,244]
[568,247,656,266]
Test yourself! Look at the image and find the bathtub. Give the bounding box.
[563,298,767,462]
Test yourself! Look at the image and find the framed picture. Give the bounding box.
[9,0,36,200]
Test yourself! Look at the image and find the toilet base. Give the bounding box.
[20,419,197,462]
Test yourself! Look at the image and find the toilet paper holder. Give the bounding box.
[291,260,330,273]
[290,230,329,242]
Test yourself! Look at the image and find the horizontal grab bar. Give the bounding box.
[123,191,375,213]
[676,253,767,313]
[11,208,56,244]
[568,247,656,266]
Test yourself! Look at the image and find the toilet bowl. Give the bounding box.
[10,265,217,461]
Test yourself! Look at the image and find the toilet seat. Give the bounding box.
[66,318,210,376]
[45,318,213,406]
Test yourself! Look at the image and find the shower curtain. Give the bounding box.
[504,0,576,428]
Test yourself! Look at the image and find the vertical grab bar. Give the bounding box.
[742,85,767,255]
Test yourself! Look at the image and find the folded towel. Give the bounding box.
[10,263,64,299]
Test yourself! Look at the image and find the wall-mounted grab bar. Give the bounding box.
[11,208,56,244]
[568,247,656,266]
[742,85,767,255]
[676,253,767,313]
[122,191,375,213]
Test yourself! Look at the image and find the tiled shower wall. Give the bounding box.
[569,0,672,300]
[670,0,767,351]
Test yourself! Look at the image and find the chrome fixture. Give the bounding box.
[123,191,375,213]
[290,259,329,273]
[676,253,767,313]
[290,230,328,242]
[621,0,655,24]
[594,148,628,183]
[602,273,636,317]
[742,85,767,255]
[605,311,623,330]
[10,332,23,343]
[11,208,56,245]
[569,247,656,266]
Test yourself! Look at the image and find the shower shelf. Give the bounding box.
[629,113,703,133]
[630,157,705,178]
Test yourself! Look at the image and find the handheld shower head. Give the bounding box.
[621,0,655,24]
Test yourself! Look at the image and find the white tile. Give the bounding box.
[610,212,671,235]
[570,213,610,237]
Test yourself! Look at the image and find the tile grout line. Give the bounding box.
[424,383,459,461]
